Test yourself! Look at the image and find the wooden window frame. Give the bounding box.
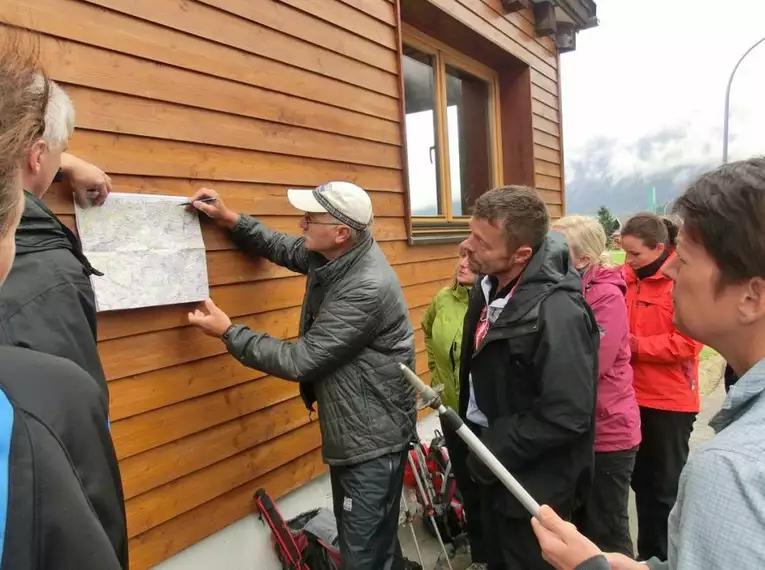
[402,24,503,244]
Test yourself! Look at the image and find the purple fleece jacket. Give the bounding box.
[582,265,641,453]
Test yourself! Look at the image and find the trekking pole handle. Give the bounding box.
[398,363,442,409]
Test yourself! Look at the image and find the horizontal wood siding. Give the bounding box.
[1,0,567,566]
[0,0,437,567]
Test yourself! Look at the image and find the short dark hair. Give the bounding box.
[472,186,549,250]
[621,212,668,249]
[673,157,765,285]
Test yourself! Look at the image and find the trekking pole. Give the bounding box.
[407,448,454,570]
[400,489,425,567]
[398,364,541,518]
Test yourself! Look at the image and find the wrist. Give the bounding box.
[220,323,238,341]
[222,211,240,230]
[58,152,76,174]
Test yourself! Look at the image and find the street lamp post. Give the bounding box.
[722,35,765,164]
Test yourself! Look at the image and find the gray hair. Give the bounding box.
[30,74,75,150]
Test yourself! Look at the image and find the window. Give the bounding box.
[402,26,502,242]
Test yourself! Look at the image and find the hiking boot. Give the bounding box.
[466,564,488,570]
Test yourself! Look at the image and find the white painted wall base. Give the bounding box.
[153,412,442,570]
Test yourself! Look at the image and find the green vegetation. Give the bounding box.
[597,205,620,236]
[609,249,626,265]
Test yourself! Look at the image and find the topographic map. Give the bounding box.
[75,192,209,312]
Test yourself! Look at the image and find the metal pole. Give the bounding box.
[723,35,765,163]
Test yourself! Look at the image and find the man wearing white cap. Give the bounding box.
[187,182,417,570]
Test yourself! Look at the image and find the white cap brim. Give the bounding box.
[287,189,328,214]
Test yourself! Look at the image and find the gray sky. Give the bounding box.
[560,0,765,182]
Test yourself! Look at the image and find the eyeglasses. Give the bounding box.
[303,213,342,226]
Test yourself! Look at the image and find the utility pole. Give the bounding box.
[723,35,765,163]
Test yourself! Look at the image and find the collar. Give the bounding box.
[313,231,373,284]
[710,357,765,433]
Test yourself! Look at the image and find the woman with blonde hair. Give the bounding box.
[552,215,641,557]
[422,246,486,569]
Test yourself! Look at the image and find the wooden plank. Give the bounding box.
[125,422,323,538]
[334,0,397,26]
[119,353,430,498]
[423,0,556,81]
[533,115,561,138]
[3,0,399,121]
[46,178,406,218]
[535,159,562,179]
[82,0,399,97]
[44,40,400,145]
[279,0,396,39]
[65,86,402,170]
[533,129,561,151]
[480,0,556,56]
[457,0,558,77]
[531,84,559,110]
[530,68,558,96]
[534,144,561,165]
[120,396,310,499]
[127,449,327,570]
[532,99,559,124]
[66,131,403,192]
[98,277,447,381]
[536,173,563,191]
[200,0,396,67]
[534,187,563,205]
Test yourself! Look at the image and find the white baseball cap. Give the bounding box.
[287,181,373,231]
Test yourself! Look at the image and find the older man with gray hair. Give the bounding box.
[187,182,417,570]
[0,75,116,398]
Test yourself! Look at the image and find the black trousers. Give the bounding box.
[631,407,696,561]
[329,449,407,570]
[574,447,638,557]
[442,417,487,563]
[480,486,565,570]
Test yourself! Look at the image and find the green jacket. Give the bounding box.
[422,284,470,410]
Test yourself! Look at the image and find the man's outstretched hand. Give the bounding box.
[60,153,111,207]
[531,505,603,570]
[186,188,239,229]
[188,298,233,338]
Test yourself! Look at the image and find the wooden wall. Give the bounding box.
[1,0,564,567]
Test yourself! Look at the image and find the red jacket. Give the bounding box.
[624,255,702,413]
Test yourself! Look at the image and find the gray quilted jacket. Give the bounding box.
[222,215,417,466]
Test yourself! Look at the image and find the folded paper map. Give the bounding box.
[74,192,209,312]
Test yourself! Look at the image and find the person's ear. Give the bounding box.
[514,245,533,265]
[26,140,47,175]
[739,277,765,324]
[335,226,352,245]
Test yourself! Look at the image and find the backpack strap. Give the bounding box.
[253,489,308,570]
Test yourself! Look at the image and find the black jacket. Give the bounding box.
[0,346,127,569]
[0,192,107,399]
[458,232,599,517]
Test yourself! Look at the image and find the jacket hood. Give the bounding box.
[16,192,72,256]
[583,264,627,295]
[16,191,103,276]
[495,231,582,324]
